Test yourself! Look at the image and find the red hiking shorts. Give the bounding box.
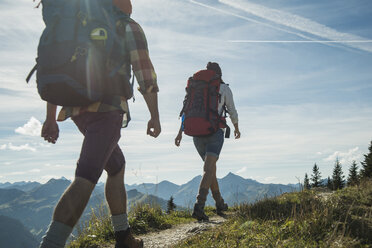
[72,110,125,184]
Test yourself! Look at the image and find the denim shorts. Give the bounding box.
[193,129,224,160]
[72,110,125,184]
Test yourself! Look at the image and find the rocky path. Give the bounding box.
[100,215,229,248]
[139,215,227,248]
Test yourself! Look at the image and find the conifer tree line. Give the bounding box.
[303,140,372,191]
[166,196,176,214]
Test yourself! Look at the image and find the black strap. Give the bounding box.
[224,125,231,138]
[131,68,135,102]
[26,64,38,83]
[179,79,192,117]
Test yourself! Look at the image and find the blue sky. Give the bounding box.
[0,0,371,185]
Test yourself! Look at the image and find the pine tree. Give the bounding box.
[166,196,176,214]
[326,176,333,190]
[360,140,372,179]
[347,160,359,186]
[304,173,311,190]
[332,158,345,190]
[311,163,322,188]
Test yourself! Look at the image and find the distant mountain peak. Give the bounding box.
[223,172,244,180]
[46,177,70,184]
[226,172,237,177]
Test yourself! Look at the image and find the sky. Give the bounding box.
[0,0,371,185]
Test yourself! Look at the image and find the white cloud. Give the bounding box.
[264,176,278,182]
[8,143,36,152]
[236,166,247,174]
[324,147,362,165]
[0,144,6,150]
[15,116,42,136]
[38,142,51,148]
[29,169,41,173]
[6,171,27,176]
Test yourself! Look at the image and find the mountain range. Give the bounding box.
[124,172,300,208]
[0,215,38,248]
[0,178,167,247]
[0,173,299,247]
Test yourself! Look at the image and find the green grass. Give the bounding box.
[67,203,199,248]
[68,180,372,248]
[175,180,372,248]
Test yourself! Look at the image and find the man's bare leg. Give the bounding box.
[105,167,127,215]
[198,155,217,190]
[105,166,143,248]
[40,177,95,248]
[193,156,218,221]
[53,177,95,226]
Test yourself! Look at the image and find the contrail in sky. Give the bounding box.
[229,40,372,43]
[189,0,372,53]
[189,0,316,41]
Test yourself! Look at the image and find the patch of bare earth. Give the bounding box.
[140,215,226,248]
[103,215,227,248]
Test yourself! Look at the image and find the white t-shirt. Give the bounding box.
[218,83,238,125]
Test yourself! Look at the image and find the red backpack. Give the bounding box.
[179,69,230,138]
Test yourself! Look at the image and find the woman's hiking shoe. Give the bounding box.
[114,228,143,248]
[216,202,228,215]
[192,203,209,221]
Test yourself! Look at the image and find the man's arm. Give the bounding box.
[143,92,161,138]
[224,86,240,139]
[175,123,183,146]
[41,102,59,144]
[233,122,240,139]
[125,22,160,137]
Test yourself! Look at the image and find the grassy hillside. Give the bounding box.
[68,204,217,248]
[175,180,372,248]
[67,180,371,247]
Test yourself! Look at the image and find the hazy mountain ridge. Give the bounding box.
[0,178,168,246]
[0,215,38,248]
[0,178,72,241]
[0,173,299,247]
[0,188,26,204]
[124,172,300,208]
[0,181,41,192]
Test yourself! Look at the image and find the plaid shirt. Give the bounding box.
[57,19,158,127]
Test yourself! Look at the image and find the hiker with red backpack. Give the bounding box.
[175,62,240,221]
[34,0,159,247]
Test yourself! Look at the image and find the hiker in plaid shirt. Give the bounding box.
[40,1,159,247]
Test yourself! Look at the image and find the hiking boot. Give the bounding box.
[114,228,143,248]
[192,203,209,221]
[216,201,228,215]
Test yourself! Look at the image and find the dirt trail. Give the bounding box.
[139,215,227,248]
[101,215,227,248]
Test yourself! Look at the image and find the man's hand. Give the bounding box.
[234,128,241,139]
[175,130,182,146]
[147,118,161,138]
[143,92,161,138]
[233,123,241,139]
[41,119,59,144]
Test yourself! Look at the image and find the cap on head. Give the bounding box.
[113,0,132,15]
[206,62,222,76]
